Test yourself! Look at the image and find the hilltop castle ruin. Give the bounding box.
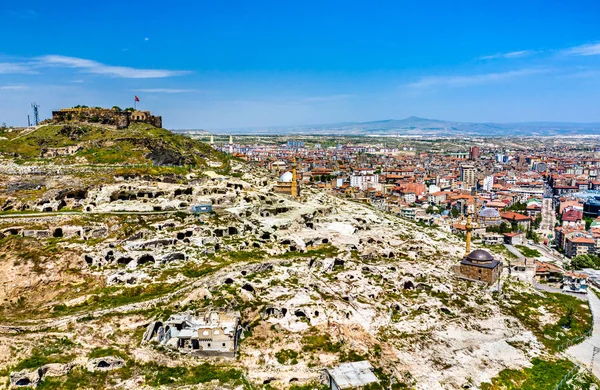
[51,107,162,129]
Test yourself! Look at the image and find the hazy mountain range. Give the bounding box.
[188,116,600,136]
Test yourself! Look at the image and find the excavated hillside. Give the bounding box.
[0,144,597,389]
[0,123,225,166]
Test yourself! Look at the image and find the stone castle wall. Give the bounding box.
[51,108,162,129]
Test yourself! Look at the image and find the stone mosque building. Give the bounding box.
[456,213,503,284]
[274,159,300,198]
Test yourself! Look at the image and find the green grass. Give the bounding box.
[142,361,244,387]
[500,285,592,352]
[515,245,541,258]
[289,384,329,390]
[482,243,518,259]
[88,347,127,360]
[51,282,182,317]
[228,249,267,262]
[480,358,573,390]
[37,367,114,390]
[31,353,244,389]
[301,329,342,353]
[0,124,225,167]
[0,337,76,376]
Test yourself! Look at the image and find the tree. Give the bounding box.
[570,254,600,270]
[533,214,542,229]
[451,208,459,218]
[526,227,540,244]
[506,202,527,212]
[584,217,593,230]
[112,106,122,112]
[499,222,510,234]
[125,107,135,112]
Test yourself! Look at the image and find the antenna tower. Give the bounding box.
[31,102,40,126]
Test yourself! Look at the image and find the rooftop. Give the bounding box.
[324,361,379,389]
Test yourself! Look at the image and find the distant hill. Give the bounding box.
[0,123,224,166]
[201,116,600,136]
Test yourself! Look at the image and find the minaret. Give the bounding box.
[228,135,233,154]
[291,157,298,198]
[210,135,214,145]
[465,212,472,256]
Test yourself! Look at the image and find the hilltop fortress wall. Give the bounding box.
[51,107,162,129]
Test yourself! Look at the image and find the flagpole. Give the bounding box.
[134,97,136,110]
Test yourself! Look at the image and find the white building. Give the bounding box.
[350,174,379,191]
[483,175,494,192]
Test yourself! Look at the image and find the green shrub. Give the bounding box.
[275,349,299,364]
[302,330,341,353]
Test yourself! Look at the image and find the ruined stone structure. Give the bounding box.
[40,144,83,158]
[51,107,162,129]
[143,310,240,357]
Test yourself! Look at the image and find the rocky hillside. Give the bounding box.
[0,123,225,167]
[0,149,597,389]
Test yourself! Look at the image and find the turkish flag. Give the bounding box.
[135,96,140,102]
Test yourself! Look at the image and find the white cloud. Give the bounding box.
[407,68,547,89]
[563,43,600,56]
[135,88,196,93]
[144,37,150,41]
[0,62,36,74]
[0,85,29,91]
[479,50,537,60]
[478,42,600,60]
[36,55,191,79]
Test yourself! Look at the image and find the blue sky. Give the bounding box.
[1,0,600,129]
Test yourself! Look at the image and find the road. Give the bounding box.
[533,282,587,301]
[504,244,525,260]
[567,290,600,378]
[532,242,566,263]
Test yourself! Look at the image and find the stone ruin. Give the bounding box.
[10,357,124,387]
[50,107,162,129]
[143,309,241,357]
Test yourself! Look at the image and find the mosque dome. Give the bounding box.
[466,249,494,263]
[479,207,500,218]
[279,171,293,182]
